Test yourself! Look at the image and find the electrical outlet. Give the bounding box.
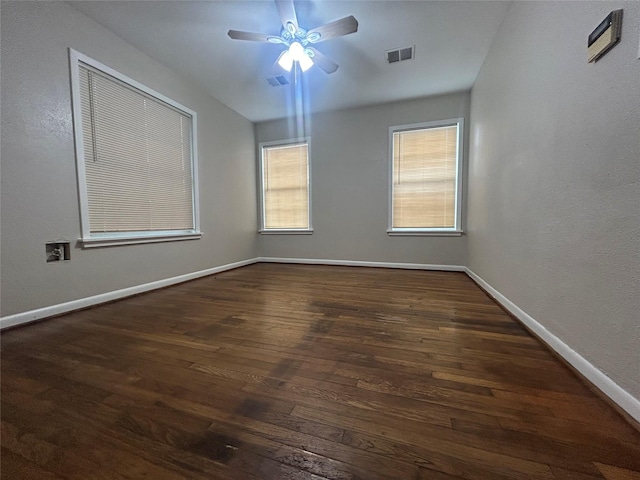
[46,242,70,262]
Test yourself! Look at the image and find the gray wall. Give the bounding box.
[468,2,640,398]
[1,1,258,316]
[256,93,470,266]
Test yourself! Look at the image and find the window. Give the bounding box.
[259,139,312,233]
[389,119,463,235]
[69,49,200,247]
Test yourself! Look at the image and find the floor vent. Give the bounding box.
[266,75,290,86]
[385,46,415,64]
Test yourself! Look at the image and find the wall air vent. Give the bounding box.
[266,75,290,86]
[385,46,415,64]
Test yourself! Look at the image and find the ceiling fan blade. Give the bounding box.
[307,47,339,74]
[228,30,279,43]
[306,16,358,43]
[275,0,299,33]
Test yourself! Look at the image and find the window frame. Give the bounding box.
[388,118,464,236]
[69,49,201,248]
[258,137,313,234]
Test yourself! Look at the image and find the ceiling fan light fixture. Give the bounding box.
[298,52,314,71]
[281,42,313,71]
[289,41,305,61]
[277,44,314,72]
[277,50,294,71]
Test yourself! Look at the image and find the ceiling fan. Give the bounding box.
[227,0,358,74]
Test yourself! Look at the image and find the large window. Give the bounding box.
[70,49,200,247]
[259,139,312,233]
[389,119,463,235]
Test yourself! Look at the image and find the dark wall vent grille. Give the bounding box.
[385,46,415,64]
[266,75,290,86]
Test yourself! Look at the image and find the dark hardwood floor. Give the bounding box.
[2,263,639,479]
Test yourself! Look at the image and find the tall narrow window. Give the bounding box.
[70,49,200,247]
[260,140,311,233]
[389,119,463,234]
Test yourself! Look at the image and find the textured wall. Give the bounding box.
[468,2,640,397]
[1,2,258,316]
[256,93,470,266]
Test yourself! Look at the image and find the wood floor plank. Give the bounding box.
[2,263,639,479]
[290,405,555,479]
[0,448,64,480]
[207,418,421,480]
[595,463,640,480]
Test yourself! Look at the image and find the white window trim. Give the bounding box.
[258,137,313,234]
[387,118,464,236]
[69,49,201,247]
[258,229,314,235]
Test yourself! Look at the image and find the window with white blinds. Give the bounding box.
[260,140,311,232]
[389,120,463,233]
[70,50,200,247]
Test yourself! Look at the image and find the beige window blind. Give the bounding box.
[392,125,458,229]
[79,64,194,234]
[262,143,309,229]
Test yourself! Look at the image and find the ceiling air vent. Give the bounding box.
[266,75,290,87]
[385,46,415,64]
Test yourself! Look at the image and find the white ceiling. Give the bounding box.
[68,1,511,123]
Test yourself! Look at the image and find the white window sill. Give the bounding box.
[259,229,314,235]
[80,231,202,248]
[387,230,463,237]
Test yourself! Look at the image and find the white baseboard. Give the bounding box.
[0,257,260,330]
[258,256,466,272]
[465,267,640,425]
